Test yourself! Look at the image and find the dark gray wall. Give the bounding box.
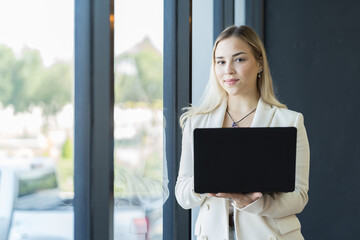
[264,1,360,239]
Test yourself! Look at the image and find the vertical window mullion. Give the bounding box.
[74,0,114,239]
[163,0,192,239]
[213,0,234,43]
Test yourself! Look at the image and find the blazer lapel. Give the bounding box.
[208,100,227,128]
[251,98,277,127]
[207,97,276,128]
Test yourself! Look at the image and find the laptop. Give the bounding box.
[193,127,297,194]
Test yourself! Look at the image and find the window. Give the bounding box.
[113,0,166,239]
[0,0,74,239]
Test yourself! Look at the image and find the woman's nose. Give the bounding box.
[224,63,235,74]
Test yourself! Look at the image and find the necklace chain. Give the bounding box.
[226,108,257,128]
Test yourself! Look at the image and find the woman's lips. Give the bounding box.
[224,79,239,85]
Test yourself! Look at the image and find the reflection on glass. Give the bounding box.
[0,0,74,239]
[114,0,166,239]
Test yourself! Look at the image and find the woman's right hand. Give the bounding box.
[207,192,263,208]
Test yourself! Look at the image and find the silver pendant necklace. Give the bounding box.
[226,108,256,128]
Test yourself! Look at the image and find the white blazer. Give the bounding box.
[175,98,310,240]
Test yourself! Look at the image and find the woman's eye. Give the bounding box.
[217,60,225,65]
[235,58,245,62]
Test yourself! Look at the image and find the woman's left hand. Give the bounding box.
[207,192,262,208]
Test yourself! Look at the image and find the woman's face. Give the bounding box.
[214,36,261,97]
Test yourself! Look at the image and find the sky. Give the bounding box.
[0,0,163,66]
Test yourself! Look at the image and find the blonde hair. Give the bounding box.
[180,25,286,128]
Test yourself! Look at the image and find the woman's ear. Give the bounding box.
[258,56,263,72]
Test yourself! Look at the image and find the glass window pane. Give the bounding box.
[0,0,74,239]
[114,0,165,239]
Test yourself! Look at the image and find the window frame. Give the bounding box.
[163,0,192,239]
[74,0,114,239]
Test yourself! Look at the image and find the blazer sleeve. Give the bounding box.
[239,113,310,218]
[175,119,206,209]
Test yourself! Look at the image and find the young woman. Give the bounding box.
[175,25,310,240]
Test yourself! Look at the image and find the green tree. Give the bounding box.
[34,61,72,117]
[0,45,72,117]
[0,46,43,112]
[0,45,16,106]
[61,137,73,160]
[133,39,163,102]
[12,47,43,112]
[115,37,163,105]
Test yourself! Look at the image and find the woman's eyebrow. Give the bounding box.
[215,52,247,59]
[232,52,247,57]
